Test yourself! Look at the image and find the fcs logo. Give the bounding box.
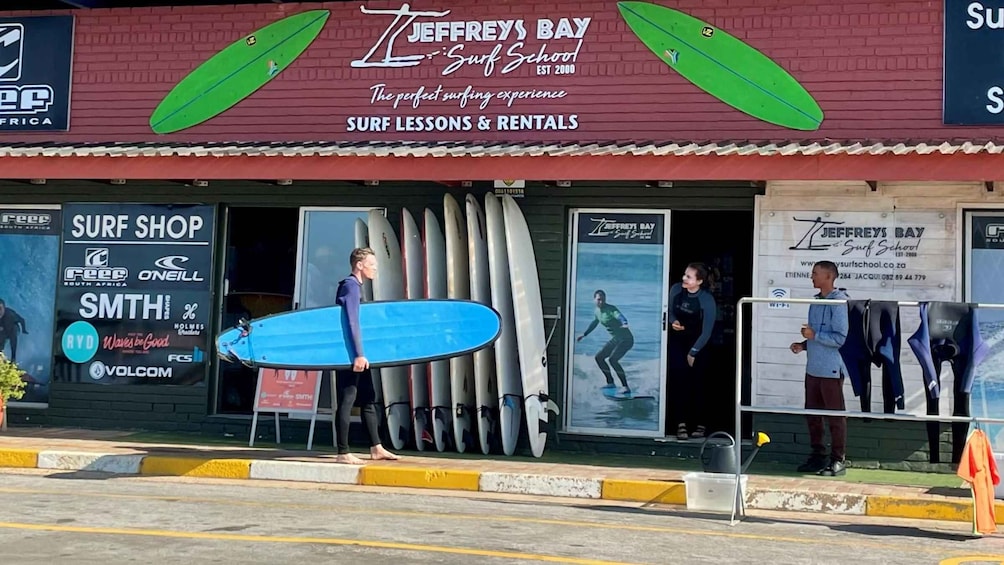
[0,24,23,82]
[167,347,204,364]
[154,255,189,270]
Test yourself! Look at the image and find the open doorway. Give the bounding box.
[667,210,754,436]
[217,207,299,414]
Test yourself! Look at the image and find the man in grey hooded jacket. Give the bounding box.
[789,260,849,476]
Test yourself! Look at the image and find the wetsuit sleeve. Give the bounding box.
[582,317,599,337]
[667,283,681,324]
[690,293,718,356]
[336,281,365,357]
[12,310,25,333]
[612,307,628,326]
[814,301,848,349]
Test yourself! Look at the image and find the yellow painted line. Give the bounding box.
[359,465,480,491]
[0,486,948,556]
[600,479,686,504]
[0,449,39,468]
[866,496,971,522]
[0,521,639,565]
[940,557,1004,565]
[138,457,251,479]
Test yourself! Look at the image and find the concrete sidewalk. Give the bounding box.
[0,428,985,526]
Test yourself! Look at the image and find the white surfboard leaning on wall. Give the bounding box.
[502,194,558,458]
[484,192,524,456]
[444,193,477,453]
[423,208,453,452]
[402,207,431,450]
[466,194,499,454]
[367,209,411,451]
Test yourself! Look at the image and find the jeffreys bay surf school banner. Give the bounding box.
[564,210,669,438]
[0,206,60,405]
[52,204,215,386]
[147,2,824,138]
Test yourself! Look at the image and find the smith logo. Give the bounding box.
[0,24,22,81]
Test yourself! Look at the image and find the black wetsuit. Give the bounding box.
[668,284,717,431]
[334,276,381,454]
[0,307,27,362]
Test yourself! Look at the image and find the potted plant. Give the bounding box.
[0,353,26,430]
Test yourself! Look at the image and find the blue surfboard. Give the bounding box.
[600,385,656,402]
[217,299,502,370]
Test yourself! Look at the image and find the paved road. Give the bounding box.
[0,469,1002,565]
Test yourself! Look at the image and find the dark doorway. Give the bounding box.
[667,210,754,437]
[217,206,299,415]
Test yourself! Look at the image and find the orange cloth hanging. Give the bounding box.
[957,428,1000,535]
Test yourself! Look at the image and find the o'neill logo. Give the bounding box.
[138,255,205,283]
[63,248,129,286]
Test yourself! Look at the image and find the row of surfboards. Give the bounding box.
[359,193,557,457]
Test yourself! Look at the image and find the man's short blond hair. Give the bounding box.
[350,247,375,268]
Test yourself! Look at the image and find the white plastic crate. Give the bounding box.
[995,453,1004,500]
[682,472,749,512]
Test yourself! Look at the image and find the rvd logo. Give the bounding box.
[789,216,844,251]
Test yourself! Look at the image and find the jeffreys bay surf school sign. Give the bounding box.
[944,1,1004,124]
[148,2,823,135]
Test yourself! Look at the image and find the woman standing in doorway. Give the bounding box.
[668,262,717,440]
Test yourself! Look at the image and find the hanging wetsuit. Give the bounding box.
[839,300,905,413]
[907,302,989,464]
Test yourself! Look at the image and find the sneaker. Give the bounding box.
[677,424,688,440]
[690,425,706,439]
[796,455,828,473]
[818,459,847,477]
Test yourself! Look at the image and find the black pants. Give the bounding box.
[669,338,704,429]
[334,369,382,454]
[595,334,633,388]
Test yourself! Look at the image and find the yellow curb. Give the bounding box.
[866,495,973,522]
[0,449,39,468]
[139,457,251,479]
[600,479,687,504]
[359,466,480,491]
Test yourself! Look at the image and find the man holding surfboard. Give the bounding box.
[577,290,634,396]
[332,247,399,465]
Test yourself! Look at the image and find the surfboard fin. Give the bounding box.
[535,392,561,415]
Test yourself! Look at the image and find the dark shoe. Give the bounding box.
[676,424,688,440]
[796,455,828,473]
[690,425,706,439]
[818,459,847,477]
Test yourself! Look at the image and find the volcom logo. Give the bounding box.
[0,24,23,81]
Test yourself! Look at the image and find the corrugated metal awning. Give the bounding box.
[1,139,1004,158]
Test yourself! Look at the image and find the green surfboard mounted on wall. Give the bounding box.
[618,1,823,131]
[150,10,330,134]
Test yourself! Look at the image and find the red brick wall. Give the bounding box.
[0,0,993,144]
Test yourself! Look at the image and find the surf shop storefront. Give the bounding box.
[1,0,1004,464]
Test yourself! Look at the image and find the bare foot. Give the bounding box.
[333,453,366,465]
[370,446,400,461]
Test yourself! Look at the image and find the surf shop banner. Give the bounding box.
[52,204,215,386]
[944,0,1004,124]
[0,206,61,405]
[564,210,669,438]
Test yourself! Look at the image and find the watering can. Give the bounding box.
[699,431,771,474]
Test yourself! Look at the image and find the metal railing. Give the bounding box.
[728,297,1004,525]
